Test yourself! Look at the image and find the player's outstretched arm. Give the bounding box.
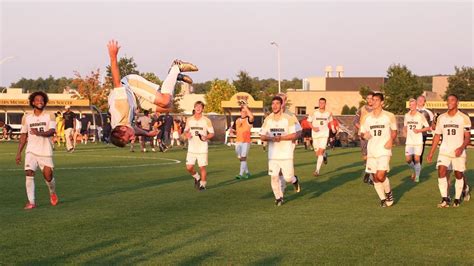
[16,133,27,165]
[107,40,121,88]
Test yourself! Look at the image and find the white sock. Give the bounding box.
[455,178,464,200]
[438,177,448,198]
[272,175,283,199]
[192,173,200,180]
[45,177,56,194]
[316,155,323,172]
[161,65,179,96]
[244,161,249,174]
[382,177,391,193]
[200,180,207,187]
[239,161,246,176]
[26,176,35,204]
[374,182,386,200]
[414,163,421,178]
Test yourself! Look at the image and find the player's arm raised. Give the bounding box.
[107,39,121,88]
[244,104,254,123]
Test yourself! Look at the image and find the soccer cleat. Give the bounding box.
[452,199,461,208]
[363,172,370,183]
[24,202,36,210]
[194,178,200,190]
[385,192,394,207]
[380,199,387,207]
[437,197,450,208]
[313,171,319,177]
[199,186,206,191]
[235,175,242,180]
[244,173,251,179]
[173,60,199,72]
[50,193,58,206]
[177,73,193,84]
[293,176,301,193]
[275,198,284,206]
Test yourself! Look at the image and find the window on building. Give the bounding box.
[296,107,306,115]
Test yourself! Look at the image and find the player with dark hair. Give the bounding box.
[16,91,59,209]
[308,97,333,176]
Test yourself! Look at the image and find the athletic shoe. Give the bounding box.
[177,73,193,84]
[50,193,58,206]
[275,198,284,206]
[313,171,319,177]
[142,148,147,153]
[152,148,156,152]
[199,186,206,191]
[437,197,450,208]
[194,178,200,190]
[452,199,461,208]
[363,172,370,183]
[380,199,387,207]
[293,176,301,193]
[244,173,251,179]
[385,192,394,207]
[235,175,242,180]
[173,60,198,72]
[323,155,328,165]
[24,202,36,210]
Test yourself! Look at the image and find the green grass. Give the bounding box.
[0,142,473,264]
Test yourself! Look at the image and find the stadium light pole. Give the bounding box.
[270,41,281,93]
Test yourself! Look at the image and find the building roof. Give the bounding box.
[325,77,385,91]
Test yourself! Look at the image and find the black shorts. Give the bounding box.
[80,129,89,135]
[303,129,312,138]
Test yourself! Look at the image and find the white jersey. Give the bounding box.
[404,111,429,146]
[361,110,397,158]
[20,112,57,157]
[185,115,214,154]
[108,86,137,128]
[434,111,471,158]
[307,109,333,139]
[260,112,299,160]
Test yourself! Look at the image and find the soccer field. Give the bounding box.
[1,142,473,264]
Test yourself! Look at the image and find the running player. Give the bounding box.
[308,98,333,176]
[427,94,471,208]
[185,101,215,190]
[107,39,197,147]
[360,92,397,207]
[354,91,375,184]
[15,91,59,209]
[231,103,254,179]
[260,96,300,206]
[403,98,431,182]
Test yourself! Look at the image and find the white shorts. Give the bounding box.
[436,154,466,172]
[186,153,208,167]
[172,131,179,139]
[365,156,391,173]
[405,145,423,156]
[235,142,250,158]
[268,159,294,182]
[312,138,328,150]
[24,153,54,172]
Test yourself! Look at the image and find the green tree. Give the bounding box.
[204,79,237,114]
[382,64,424,114]
[192,80,213,94]
[358,85,373,107]
[72,69,108,111]
[104,56,140,90]
[349,106,358,114]
[10,76,75,93]
[233,70,256,97]
[341,105,350,115]
[445,66,474,100]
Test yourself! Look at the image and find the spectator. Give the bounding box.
[80,114,91,144]
[300,114,312,150]
[62,105,76,152]
[171,119,181,147]
[1,121,13,141]
[137,110,155,152]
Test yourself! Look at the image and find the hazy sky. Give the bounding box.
[0,1,472,87]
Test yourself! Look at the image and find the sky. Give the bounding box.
[0,0,472,87]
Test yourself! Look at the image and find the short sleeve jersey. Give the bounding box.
[361,110,397,158]
[20,112,56,157]
[108,85,137,128]
[185,116,215,154]
[434,111,471,158]
[260,113,298,160]
[404,111,429,146]
[307,109,333,139]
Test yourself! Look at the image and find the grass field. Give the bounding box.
[1,142,473,264]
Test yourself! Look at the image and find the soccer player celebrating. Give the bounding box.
[403,98,431,182]
[107,39,198,147]
[260,96,300,206]
[354,91,375,184]
[15,91,59,210]
[308,98,333,176]
[184,101,215,190]
[427,94,471,208]
[231,103,254,179]
[360,92,397,207]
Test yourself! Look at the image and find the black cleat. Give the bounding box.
[380,199,387,207]
[452,199,461,208]
[275,198,284,206]
[199,186,206,191]
[437,197,451,208]
[194,179,200,190]
[177,73,193,84]
[385,191,394,207]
